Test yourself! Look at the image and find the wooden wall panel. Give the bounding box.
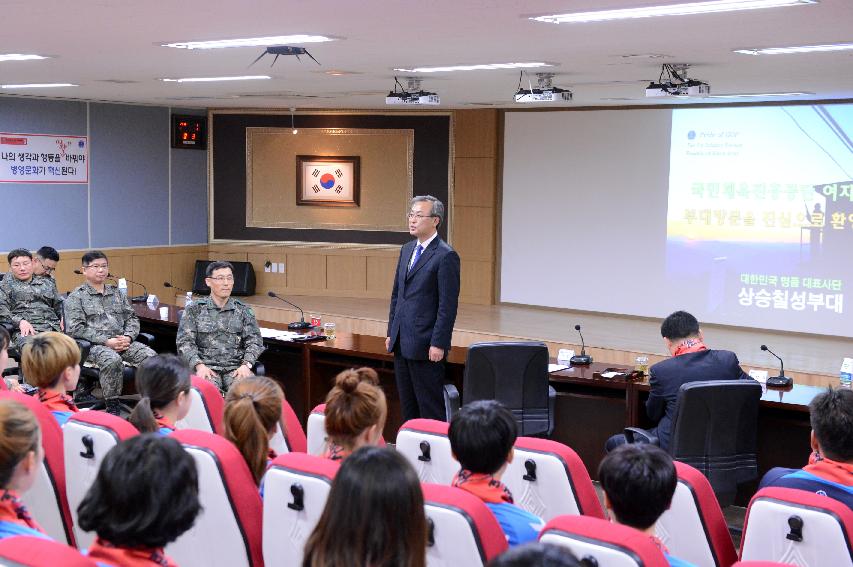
[286,253,326,291]
[131,255,171,302]
[366,256,397,296]
[327,255,366,293]
[454,158,497,207]
[459,259,494,305]
[455,109,498,158]
[452,206,495,262]
[247,252,287,296]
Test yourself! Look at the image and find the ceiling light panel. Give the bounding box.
[1,83,76,88]
[394,62,553,73]
[162,35,334,50]
[531,0,817,24]
[734,42,853,55]
[0,54,49,62]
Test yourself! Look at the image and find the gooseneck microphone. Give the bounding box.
[108,273,148,303]
[267,291,312,331]
[164,281,192,294]
[570,324,593,366]
[761,344,792,387]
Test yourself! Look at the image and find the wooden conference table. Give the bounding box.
[135,303,824,494]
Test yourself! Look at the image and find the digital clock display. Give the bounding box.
[171,115,207,149]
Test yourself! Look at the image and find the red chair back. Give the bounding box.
[0,535,97,566]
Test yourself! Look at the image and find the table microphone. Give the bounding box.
[267,291,312,330]
[164,281,192,294]
[108,273,148,303]
[570,324,593,365]
[761,345,792,387]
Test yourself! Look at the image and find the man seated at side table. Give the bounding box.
[759,387,852,509]
[64,250,156,415]
[606,310,751,452]
[176,261,265,394]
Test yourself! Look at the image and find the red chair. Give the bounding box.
[0,535,97,566]
[0,391,74,546]
[740,487,853,565]
[422,483,508,566]
[731,562,796,566]
[269,397,307,455]
[262,453,339,566]
[655,461,737,567]
[166,430,263,567]
[175,375,225,434]
[396,419,459,485]
[539,515,670,567]
[64,411,138,550]
[504,437,604,521]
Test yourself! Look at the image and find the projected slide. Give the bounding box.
[667,105,853,334]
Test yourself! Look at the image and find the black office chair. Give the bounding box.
[626,379,762,506]
[445,341,555,436]
[1,321,92,383]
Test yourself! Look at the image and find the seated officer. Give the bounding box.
[32,246,60,281]
[759,387,852,509]
[176,261,264,393]
[64,251,155,415]
[599,444,696,566]
[0,249,63,350]
[606,310,750,452]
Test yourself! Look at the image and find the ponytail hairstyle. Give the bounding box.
[129,355,192,433]
[0,399,41,489]
[223,376,283,485]
[324,367,387,452]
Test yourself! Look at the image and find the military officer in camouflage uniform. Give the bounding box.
[176,260,264,393]
[64,250,155,415]
[0,249,63,350]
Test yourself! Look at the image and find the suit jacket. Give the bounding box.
[387,236,461,360]
[646,349,751,450]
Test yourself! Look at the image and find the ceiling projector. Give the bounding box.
[645,63,710,98]
[515,73,572,103]
[386,77,440,105]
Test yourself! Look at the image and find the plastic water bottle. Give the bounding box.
[840,358,853,387]
[117,278,128,299]
[185,291,193,309]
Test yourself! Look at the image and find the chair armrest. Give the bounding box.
[443,383,460,422]
[623,427,660,446]
[74,339,92,364]
[137,332,155,347]
[253,361,265,376]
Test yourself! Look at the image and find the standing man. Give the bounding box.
[386,196,460,421]
[65,250,156,415]
[0,249,63,349]
[32,246,60,280]
[176,261,265,394]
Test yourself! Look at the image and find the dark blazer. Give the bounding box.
[387,236,461,360]
[647,349,751,450]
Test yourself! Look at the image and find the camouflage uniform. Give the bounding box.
[0,274,63,350]
[176,296,265,393]
[64,282,155,399]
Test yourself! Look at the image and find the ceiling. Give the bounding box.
[1,0,852,109]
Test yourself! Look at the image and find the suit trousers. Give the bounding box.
[394,349,446,422]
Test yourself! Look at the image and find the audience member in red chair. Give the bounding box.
[23,332,81,427]
[599,444,696,567]
[128,355,192,435]
[448,400,545,548]
[759,387,852,509]
[323,367,386,461]
[0,327,25,393]
[77,434,200,566]
[223,375,283,485]
[0,399,49,541]
[487,542,581,567]
[303,446,426,567]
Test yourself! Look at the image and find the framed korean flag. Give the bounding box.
[296,155,361,207]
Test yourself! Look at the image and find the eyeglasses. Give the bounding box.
[407,213,436,220]
[208,276,234,282]
[36,258,55,274]
[84,264,109,271]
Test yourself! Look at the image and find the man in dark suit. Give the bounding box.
[386,195,461,421]
[606,310,751,452]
